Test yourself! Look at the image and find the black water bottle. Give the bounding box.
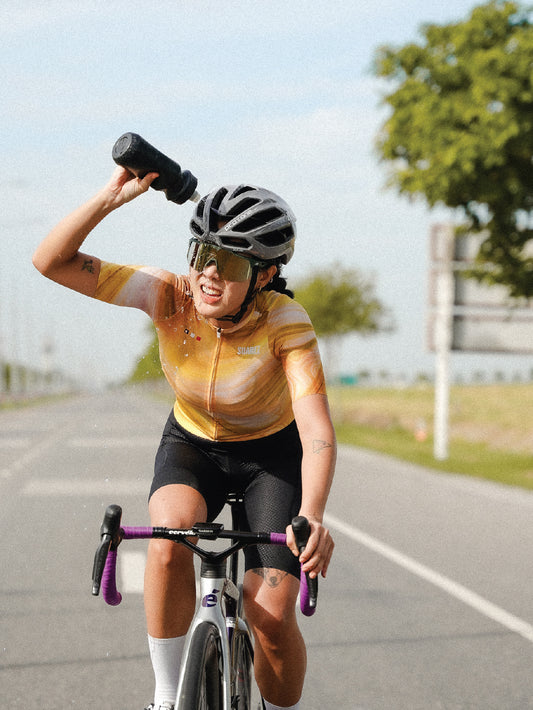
[112,132,199,204]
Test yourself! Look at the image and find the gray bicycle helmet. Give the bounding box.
[189,184,296,264]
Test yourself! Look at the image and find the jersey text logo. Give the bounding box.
[237,345,260,355]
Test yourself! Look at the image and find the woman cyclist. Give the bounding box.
[33,166,336,710]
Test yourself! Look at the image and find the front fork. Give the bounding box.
[175,572,234,708]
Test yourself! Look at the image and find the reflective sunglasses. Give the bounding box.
[187,238,265,282]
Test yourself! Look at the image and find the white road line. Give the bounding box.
[120,551,146,594]
[120,551,200,598]
[324,512,533,645]
[1,427,74,480]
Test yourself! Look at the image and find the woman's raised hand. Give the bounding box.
[104,165,159,207]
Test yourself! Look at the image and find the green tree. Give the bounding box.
[294,263,392,379]
[129,324,164,381]
[374,0,533,298]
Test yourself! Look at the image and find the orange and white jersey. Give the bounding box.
[95,262,326,441]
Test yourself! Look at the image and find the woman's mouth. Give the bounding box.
[201,283,222,304]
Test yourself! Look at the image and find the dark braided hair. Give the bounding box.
[262,262,294,299]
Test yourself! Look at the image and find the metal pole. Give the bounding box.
[433,225,454,460]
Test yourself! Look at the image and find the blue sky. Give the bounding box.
[2,0,532,386]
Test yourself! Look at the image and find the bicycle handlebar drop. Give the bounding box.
[92,504,318,616]
[91,504,122,600]
[291,516,318,615]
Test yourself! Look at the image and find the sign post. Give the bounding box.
[428,226,533,460]
[430,225,454,460]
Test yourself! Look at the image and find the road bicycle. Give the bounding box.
[92,495,318,709]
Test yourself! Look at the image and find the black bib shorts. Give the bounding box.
[150,411,303,579]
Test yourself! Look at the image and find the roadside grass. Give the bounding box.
[0,393,71,411]
[334,421,533,490]
[3,383,532,490]
[329,383,533,491]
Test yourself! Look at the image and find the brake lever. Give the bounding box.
[92,504,122,596]
[291,515,318,613]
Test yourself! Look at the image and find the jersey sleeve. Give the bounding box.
[270,297,327,402]
[94,261,188,321]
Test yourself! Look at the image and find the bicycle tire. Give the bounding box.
[179,622,223,710]
[232,629,254,709]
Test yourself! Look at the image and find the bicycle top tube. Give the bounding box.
[92,504,317,616]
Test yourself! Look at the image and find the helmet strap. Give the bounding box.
[216,268,259,324]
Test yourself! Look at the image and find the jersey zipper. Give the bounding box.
[207,328,223,438]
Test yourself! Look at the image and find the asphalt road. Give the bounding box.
[1,390,532,709]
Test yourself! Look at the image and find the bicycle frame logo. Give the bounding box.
[202,588,220,608]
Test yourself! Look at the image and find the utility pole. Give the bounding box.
[430,224,454,461]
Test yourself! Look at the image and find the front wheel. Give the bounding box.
[232,629,253,709]
[179,622,223,710]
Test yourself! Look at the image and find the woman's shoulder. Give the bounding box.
[96,261,191,317]
[262,290,312,323]
[259,292,316,350]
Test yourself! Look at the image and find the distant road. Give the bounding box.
[1,390,532,709]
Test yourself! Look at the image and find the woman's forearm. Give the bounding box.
[299,442,336,522]
[293,394,337,522]
[33,167,158,295]
[32,189,115,276]
[291,393,336,578]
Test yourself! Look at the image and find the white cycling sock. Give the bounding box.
[148,634,186,707]
[263,701,300,710]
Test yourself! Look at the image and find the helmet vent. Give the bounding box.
[231,206,284,233]
[232,185,256,198]
[219,236,251,249]
[209,187,229,230]
[211,187,228,210]
[190,221,203,237]
[195,196,206,219]
[256,225,294,247]
[227,197,260,218]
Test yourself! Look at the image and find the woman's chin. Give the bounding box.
[194,298,224,320]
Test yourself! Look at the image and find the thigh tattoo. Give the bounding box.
[252,568,289,588]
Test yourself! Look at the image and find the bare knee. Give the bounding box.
[147,484,207,577]
[149,483,207,525]
[148,537,192,572]
[244,570,300,646]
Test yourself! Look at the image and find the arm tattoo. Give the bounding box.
[81,259,95,273]
[252,568,289,588]
[313,439,332,454]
